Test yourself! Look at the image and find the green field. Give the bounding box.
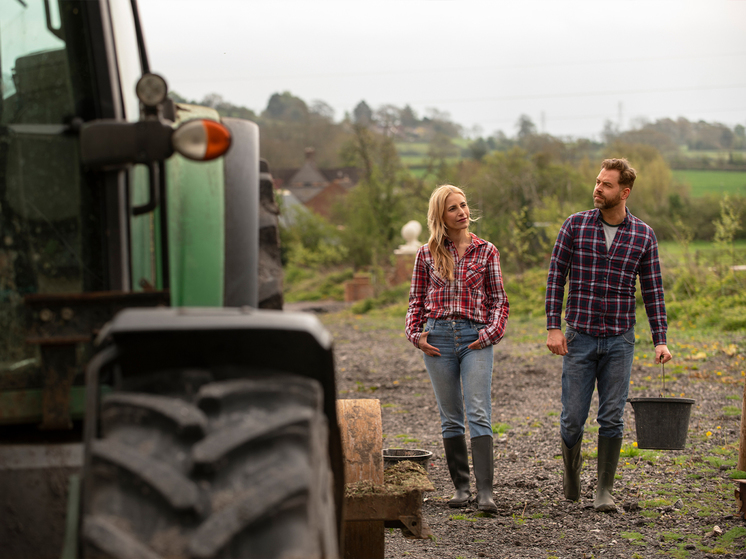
[396,140,465,168]
[658,240,746,267]
[677,148,746,162]
[672,170,746,198]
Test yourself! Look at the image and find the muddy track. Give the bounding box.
[309,305,746,559]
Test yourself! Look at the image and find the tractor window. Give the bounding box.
[0,1,103,369]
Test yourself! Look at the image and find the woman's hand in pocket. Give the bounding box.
[468,339,483,350]
[419,331,441,357]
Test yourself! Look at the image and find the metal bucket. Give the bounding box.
[628,397,694,450]
[382,448,433,472]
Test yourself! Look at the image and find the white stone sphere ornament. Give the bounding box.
[394,220,422,255]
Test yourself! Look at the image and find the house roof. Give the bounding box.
[273,148,360,205]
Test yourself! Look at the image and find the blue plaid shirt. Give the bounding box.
[545,208,667,346]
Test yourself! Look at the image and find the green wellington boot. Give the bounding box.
[443,435,471,507]
[561,438,583,501]
[471,435,498,513]
[594,436,623,512]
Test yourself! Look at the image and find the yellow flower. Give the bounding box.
[632,442,638,448]
[630,381,634,385]
[706,431,713,437]
[717,371,722,376]
[717,426,721,430]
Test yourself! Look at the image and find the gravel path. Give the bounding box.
[309,305,746,559]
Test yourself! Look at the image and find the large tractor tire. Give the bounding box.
[81,372,337,559]
[257,158,283,310]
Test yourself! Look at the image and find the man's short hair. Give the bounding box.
[601,158,637,189]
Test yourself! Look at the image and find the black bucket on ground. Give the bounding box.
[382,448,433,472]
[628,397,695,450]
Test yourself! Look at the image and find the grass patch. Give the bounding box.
[639,497,672,509]
[492,422,512,435]
[721,526,746,544]
[449,514,477,522]
[621,531,645,543]
[722,405,741,417]
[705,456,735,468]
[619,444,661,462]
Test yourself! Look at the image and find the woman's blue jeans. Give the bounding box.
[560,326,636,448]
[422,318,494,439]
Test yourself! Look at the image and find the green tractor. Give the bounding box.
[0,1,344,557]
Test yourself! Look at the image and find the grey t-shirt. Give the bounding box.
[601,218,622,250]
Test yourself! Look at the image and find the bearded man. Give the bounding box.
[545,158,673,512]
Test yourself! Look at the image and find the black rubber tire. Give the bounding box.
[81,372,338,559]
[258,166,283,310]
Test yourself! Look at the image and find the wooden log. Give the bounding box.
[738,379,746,473]
[337,399,384,559]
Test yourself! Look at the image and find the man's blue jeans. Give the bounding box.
[422,318,494,439]
[560,326,635,448]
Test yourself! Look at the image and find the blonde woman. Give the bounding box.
[405,185,509,513]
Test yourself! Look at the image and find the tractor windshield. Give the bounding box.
[0,1,105,370]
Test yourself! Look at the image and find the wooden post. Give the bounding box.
[738,379,746,473]
[337,399,384,559]
[735,380,746,516]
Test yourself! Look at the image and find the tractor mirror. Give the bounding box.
[80,118,231,169]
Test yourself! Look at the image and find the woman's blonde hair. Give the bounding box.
[427,184,468,281]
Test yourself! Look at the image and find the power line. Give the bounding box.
[172,51,746,84]
[411,84,746,106]
[478,106,746,128]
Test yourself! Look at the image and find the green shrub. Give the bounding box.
[350,283,411,314]
[502,268,547,317]
[284,267,353,302]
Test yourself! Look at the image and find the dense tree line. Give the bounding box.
[169,90,744,274]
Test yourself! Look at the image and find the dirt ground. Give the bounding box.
[289,302,746,559]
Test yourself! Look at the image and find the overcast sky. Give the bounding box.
[138,0,746,141]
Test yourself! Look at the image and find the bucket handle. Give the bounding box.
[659,361,665,397]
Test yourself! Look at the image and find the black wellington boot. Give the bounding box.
[443,435,471,508]
[561,437,583,501]
[471,435,498,513]
[594,436,623,512]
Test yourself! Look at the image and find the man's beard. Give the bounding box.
[594,191,622,210]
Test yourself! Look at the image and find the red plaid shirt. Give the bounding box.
[405,233,509,349]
